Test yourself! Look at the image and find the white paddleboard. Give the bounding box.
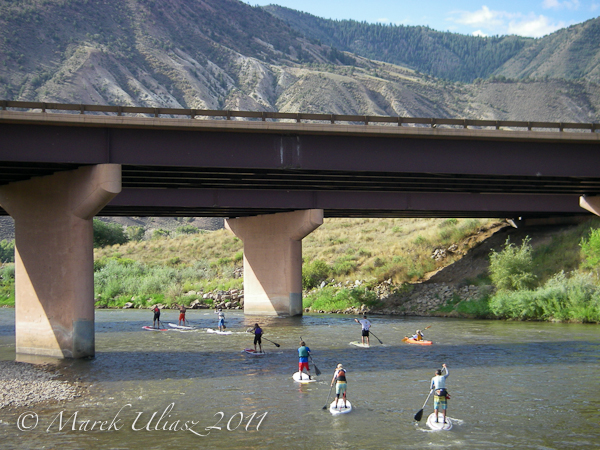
[426,413,452,431]
[142,326,168,331]
[243,348,265,356]
[329,399,352,415]
[292,372,316,383]
[207,328,232,335]
[168,323,194,330]
[349,341,370,348]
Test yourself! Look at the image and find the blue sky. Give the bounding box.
[244,1,600,37]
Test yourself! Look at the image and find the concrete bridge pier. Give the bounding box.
[580,195,600,216]
[225,209,323,316]
[0,164,121,359]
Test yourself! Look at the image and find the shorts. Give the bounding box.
[434,395,447,410]
[154,312,160,320]
[254,335,262,345]
[336,382,347,395]
[299,361,309,372]
[218,318,225,327]
[362,329,370,337]
[179,313,185,321]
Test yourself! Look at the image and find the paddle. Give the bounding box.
[370,331,383,345]
[414,389,433,422]
[309,355,322,376]
[262,336,281,348]
[322,382,335,410]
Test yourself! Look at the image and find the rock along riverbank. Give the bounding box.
[0,360,83,409]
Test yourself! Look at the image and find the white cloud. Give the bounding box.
[452,6,505,27]
[507,15,566,37]
[448,6,566,37]
[376,18,390,24]
[542,0,580,10]
[591,2,600,11]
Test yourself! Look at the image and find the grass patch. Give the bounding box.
[303,286,382,312]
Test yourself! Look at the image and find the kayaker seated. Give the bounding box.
[411,330,424,341]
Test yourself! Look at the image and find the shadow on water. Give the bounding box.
[59,338,600,384]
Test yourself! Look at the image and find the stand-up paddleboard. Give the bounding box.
[243,348,265,356]
[142,326,168,331]
[349,341,370,348]
[207,328,232,335]
[293,372,316,383]
[426,413,452,430]
[168,323,194,330]
[329,400,352,415]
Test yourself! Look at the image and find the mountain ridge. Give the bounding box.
[0,0,598,123]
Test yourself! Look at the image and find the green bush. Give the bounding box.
[303,286,381,311]
[489,237,537,291]
[302,259,330,289]
[152,229,170,239]
[580,227,600,272]
[0,263,15,306]
[126,226,145,241]
[489,271,600,322]
[0,240,15,263]
[176,225,199,235]
[93,220,128,248]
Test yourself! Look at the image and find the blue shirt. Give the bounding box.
[298,346,311,362]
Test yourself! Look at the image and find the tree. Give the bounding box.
[489,237,537,291]
[93,219,128,248]
[580,227,600,275]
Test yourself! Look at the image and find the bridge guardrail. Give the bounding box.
[1,100,598,133]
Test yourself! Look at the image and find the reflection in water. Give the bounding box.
[0,309,599,449]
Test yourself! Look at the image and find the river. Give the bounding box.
[0,309,598,449]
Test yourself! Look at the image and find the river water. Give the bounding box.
[0,309,599,449]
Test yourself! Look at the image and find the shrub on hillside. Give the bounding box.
[0,240,14,263]
[303,286,381,311]
[176,225,200,235]
[126,226,145,241]
[152,229,170,239]
[302,259,330,290]
[93,220,128,248]
[490,270,600,322]
[489,237,537,291]
[580,227,600,274]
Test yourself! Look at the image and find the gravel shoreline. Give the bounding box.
[0,360,82,409]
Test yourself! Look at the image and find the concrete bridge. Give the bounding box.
[1,101,600,359]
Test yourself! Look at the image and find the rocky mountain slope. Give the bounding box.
[0,0,598,122]
[266,5,600,84]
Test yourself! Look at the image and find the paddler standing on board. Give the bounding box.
[215,307,226,331]
[178,303,187,326]
[330,363,348,409]
[298,341,312,380]
[431,363,450,424]
[354,314,371,346]
[152,305,161,329]
[252,323,263,353]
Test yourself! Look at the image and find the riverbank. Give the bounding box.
[0,360,84,409]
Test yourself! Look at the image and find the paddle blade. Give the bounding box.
[402,337,408,342]
[314,365,322,376]
[274,343,280,347]
[414,408,424,422]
